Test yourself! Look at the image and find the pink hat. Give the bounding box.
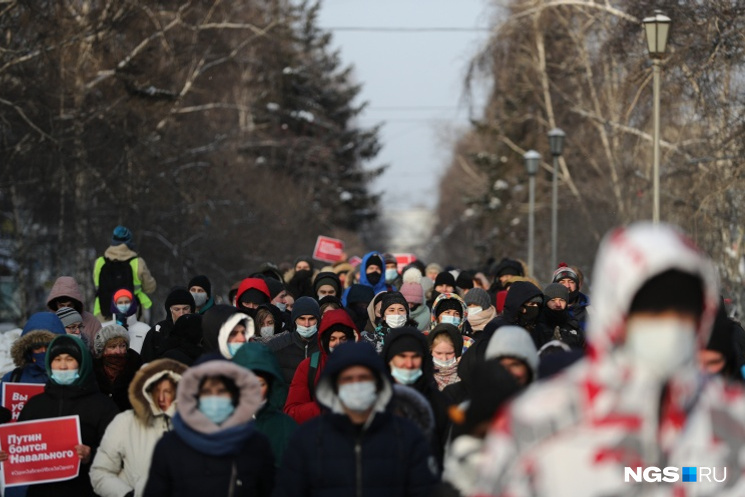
[400,282,423,305]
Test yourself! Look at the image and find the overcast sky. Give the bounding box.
[317,0,493,211]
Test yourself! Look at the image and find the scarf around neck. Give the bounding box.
[172,412,254,457]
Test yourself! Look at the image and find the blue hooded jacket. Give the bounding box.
[358,251,390,294]
[2,312,66,384]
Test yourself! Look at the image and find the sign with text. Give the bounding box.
[2,383,45,422]
[348,256,362,267]
[0,416,81,487]
[393,253,417,272]
[313,236,345,263]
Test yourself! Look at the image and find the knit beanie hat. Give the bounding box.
[47,335,83,365]
[435,297,463,318]
[380,292,409,316]
[313,272,341,296]
[188,275,212,298]
[552,263,579,285]
[385,333,424,362]
[239,289,269,307]
[543,283,569,302]
[264,278,285,300]
[55,307,83,328]
[366,254,384,271]
[492,258,524,278]
[400,282,424,305]
[165,287,196,313]
[434,272,456,288]
[113,288,134,303]
[112,225,133,248]
[383,253,397,266]
[346,284,375,306]
[291,296,321,322]
[456,271,474,290]
[464,288,491,310]
[94,324,130,357]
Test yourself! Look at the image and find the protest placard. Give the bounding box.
[313,236,345,263]
[0,416,81,487]
[2,383,45,422]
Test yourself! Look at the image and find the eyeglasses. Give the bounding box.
[65,324,84,334]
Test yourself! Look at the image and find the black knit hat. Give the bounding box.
[48,335,82,365]
[456,271,474,290]
[629,269,704,317]
[291,296,321,322]
[346,284,375,306]
[435,297,463,318]
[543,283,569,302]
[164,287,196,315]
[313,272,342,296]
[380,292,409,316]
[366,254,384,271]
[385,333,424,361]
[264,278,286,300]
[188,275,211,298]
[434,272,456,288]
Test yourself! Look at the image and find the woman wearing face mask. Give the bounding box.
[202,304,255,360]
[92,324,143,411]
[188,275,214,315]
[143,358,275,497]
[160,314,204,366]
[14,335,120,496]
[90,358,187,497]
[232,343,297,466]
[361,292,416,353]
[283,309,359,424]
[463,288,497,335]
[252,304,283,343]
[430,293,474,350]
[428,324,464,391]
[103,288,151,355]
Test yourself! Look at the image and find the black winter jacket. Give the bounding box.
[265,330,319,385]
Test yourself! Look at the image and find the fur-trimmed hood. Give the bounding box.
[11,313,66,368]
[129,358,188,425]
[176,359,262,434]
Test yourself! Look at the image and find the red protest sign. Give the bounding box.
[348,256,362,267]
[0,416,81,487]
[2,383,45,422]
[313,236,345,263]
[393,253,417,272]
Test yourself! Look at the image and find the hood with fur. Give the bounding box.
[130,358,187,425]
[11,313,66,367]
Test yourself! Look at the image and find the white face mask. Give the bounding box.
[468,306,483,316]
[433,356,457,369]
[385,314,407,329]
[624,316,697,380]
[260,326,274,338]
[191,292,208,308]
[338,381,377,412]
[296,324,318,339]
[274,301,287,313]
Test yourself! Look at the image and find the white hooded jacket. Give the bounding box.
[471,222,745,497]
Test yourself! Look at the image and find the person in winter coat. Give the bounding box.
[188,274,214,315]
[463,288,497,334]
[342,283,375,331]
[143,358,275,497]
[201,304,254,359]
[252,303,283,342]
[284,309,358,424]
[93,225,157,322]
[2,313,65,384]
[160,313,204,366]
[382,327,452,471]
[484,325,539,387]
[430,293,474,347]
[537,283,584,348]
[428,324,464,391]
[102,288,151,354]
[266,297,321,384]
[357,251,389,294]
[313,271,342,300]
[90,358,187,497]
[139,287,195,363]
[232,343,297,465]
[56,306,90,348]
[274,341,437,497]
[362,292,417,353]
[482,280,544,347]
[46,275,102,347]
[698,300,744,381]
[235,277,271,318]
[473,222,745,497]
[92,324,143,411]
[400,271,429,331]
[15,335,120,496]
[551,262,591,332]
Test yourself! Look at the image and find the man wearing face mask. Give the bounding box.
[382,327,452,472]
[473,222,745,497]
[235,277,271,319]
[283,309,358,424]
[361,292,416,353]
[383,252,402,289]
[551,262,591,332]
[188,275,214,315]
[267,296,322,384]
[274,341,437,496]
[358,251,389,294]
[536,283,584,349]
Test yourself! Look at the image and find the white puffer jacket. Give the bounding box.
[90,358,186,497]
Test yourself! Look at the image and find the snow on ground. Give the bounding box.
[0,328,21,377]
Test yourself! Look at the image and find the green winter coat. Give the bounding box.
[232,342,297,466]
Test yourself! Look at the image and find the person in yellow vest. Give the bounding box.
[93,225,157,324]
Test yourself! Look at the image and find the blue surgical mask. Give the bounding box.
[296,324,317,339]
[385,268,399,283]
[390,366,422,385]
[440,315,461,327]
[51,369,79,386]
[227,342,244,357]
[338,381,378,412]
[198,396,235,425]
[274,302,287,313]
[32,352,46,366]
[116,304,130,314]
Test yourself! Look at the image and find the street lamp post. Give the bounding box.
[643,11,671,224]
[548,128,565,271]
[524,150,541,276]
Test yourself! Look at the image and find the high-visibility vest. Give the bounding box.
[93,256,153,315]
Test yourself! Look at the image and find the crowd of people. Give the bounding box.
[2,221,745,496]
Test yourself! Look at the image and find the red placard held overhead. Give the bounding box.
[0,415,81,487]
[393,253,417,272]
[313,236,345,263]
[2,383,45,423]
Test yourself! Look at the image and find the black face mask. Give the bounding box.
[366,271,382,285]
[410,304,420,312]
[240,304,258,319]
[544,308,567,326]
[518,305,540,326]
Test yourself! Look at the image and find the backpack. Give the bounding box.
[97,256,135,319]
